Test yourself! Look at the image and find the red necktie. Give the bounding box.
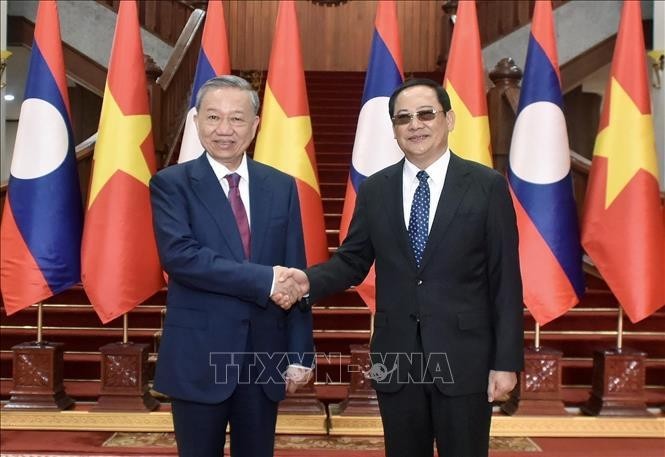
[225,173,251,259]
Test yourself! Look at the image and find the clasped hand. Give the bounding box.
[270,266,310,310]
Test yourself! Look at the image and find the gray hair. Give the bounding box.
[194,75,260,114]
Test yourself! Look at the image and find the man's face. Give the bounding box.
[194,87,259,170]
[392,85,455,169]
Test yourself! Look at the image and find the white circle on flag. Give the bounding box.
[352,97,404,177]
[11,98,69,179]
[509,102,571,184]
[178,107,205,163]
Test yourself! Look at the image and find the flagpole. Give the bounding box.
[534,322,540,349]
[370,313,374,339]
[123,314,128,344]
[36,303,43,344]
[616,307,623,351]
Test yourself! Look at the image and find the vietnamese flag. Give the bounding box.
[81,0,164,323]
[443,0,492,167]
[254,0,328,266]
[581,1,664,323]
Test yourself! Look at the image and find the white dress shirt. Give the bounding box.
[206,152,251,227]
[402,149,451,232]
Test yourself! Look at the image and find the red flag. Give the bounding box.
[581,1,664,323]
[443,0,492,167]
[254,0,328,266]
[81,0,164,323]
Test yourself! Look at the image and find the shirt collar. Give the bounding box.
[206,153,249,184]
[403,148,450,186]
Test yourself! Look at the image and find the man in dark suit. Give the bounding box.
[282,78,523,457]
[150,75,314,457]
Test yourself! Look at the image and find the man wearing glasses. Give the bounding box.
[281,78,524,457]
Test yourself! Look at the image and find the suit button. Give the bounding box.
[417,279,423,285]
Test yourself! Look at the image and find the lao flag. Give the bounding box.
[507,0,584,325]
[178,0,231,163]
[1,0,83,315]
[338,1,404,313]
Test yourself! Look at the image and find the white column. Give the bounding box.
[652,0,664,190]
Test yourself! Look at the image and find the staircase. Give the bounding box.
[2,68,664,408]
[2,1,663,410]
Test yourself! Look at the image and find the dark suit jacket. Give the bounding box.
[307,153,523,395]
[150,153,313,404]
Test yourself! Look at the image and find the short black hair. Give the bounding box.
[388,78,452,118]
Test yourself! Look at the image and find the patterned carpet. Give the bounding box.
[103,432,542,452]
[4,431,664,456]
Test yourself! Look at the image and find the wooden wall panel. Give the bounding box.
[224,1,443,72]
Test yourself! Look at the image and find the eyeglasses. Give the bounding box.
[392,109,445,126]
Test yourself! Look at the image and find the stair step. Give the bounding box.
[310,105,361,115]
[318,168,349,182]
[310,113,361,124]
[0,327,160,353]
[324,213,342,230]
[322,197,345,214]
[314,132,357,143]
[316,152,352,164]
[320,182,347,198]
[1,304,164,328]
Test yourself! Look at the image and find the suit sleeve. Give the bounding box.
[150,172,273,307]
[486,174,524,372]
[306,181,375,304]
[282,179,315,365]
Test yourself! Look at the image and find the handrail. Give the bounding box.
[155,9,207,167]
[157,9,205,91]
[95,0,197,47]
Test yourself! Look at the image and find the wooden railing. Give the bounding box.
[438,0,567,70]
[96,0,198,46]
[153,8,206,167]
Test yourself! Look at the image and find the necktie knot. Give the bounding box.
[416,170,429,184]
[225,173,241,189]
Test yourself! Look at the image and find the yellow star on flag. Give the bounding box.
[446,82,492,167]
[254,85,319,193]
[594,78,657,209]
[88,84,153,208]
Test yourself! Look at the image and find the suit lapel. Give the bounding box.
[189,154,245,261]
[382,160,418,270]
[419,153,471,271]
[247,158,271,262]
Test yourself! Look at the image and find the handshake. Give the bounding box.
[270,266,311,310]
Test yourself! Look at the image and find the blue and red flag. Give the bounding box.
[178,0,231,163]
[1,0,83,315]
[338,1,404,313]
[507,0,584,325]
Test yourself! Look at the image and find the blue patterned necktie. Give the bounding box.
[408,170,430,267]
